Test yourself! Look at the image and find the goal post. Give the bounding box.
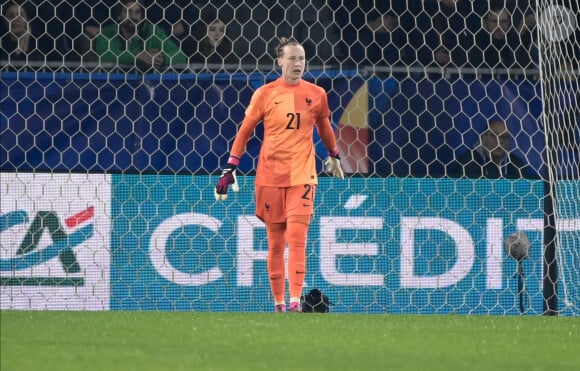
[1,0,579,315]
[536,0,580,316]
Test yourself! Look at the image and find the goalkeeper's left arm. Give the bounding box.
[214,116,256,201]
[317,117,345,179]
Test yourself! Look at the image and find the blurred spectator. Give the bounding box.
[93,0,187,73]
[470,4,521,70]
[144,0,204,42]
[188,18,237,68]
[344,8,409,68]
[429,0,487,68]
[172,5,237,69]
[150,3,242,70]
[284,0,341,66]
[69,0,114,65]
[229,0,340,68]
[512,0,538,70]
[0,1,42,69]
[403,1,447,68]
[451,119,534,178]
[0,0,64,70]
[165,3,197,43]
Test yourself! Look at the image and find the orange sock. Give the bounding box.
[266,222,287,304]
[286,215,310,301]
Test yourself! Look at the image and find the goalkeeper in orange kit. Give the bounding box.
[214,37,344,313]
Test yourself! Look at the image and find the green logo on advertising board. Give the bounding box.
[0,207,94,286]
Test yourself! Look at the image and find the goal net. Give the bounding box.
[537,0,580,316]
[1,0,579,315]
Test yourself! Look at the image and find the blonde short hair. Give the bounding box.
[275,37,301,58]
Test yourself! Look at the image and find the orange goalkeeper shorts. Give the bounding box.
[255,184,316,224]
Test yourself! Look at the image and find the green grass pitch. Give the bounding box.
[1,310,578,371]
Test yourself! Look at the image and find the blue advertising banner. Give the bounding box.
[5,72,578,179]
[110,174,550,315]
[367,77,550,178]
[1,71,362,174]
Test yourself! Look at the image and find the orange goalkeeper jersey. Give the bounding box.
[230,78,338,187]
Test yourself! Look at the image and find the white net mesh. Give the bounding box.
[1,0,579,315]
[536,0,580,316]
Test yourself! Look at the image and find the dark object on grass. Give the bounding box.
[301,289,332,313]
